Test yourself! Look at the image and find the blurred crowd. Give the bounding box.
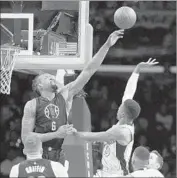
[90,1,176,66]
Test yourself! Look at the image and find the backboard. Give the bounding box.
[0,1,93,75]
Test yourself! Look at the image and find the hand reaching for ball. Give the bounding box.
[106,29,124,47]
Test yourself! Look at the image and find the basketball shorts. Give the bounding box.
[43,147,65,165]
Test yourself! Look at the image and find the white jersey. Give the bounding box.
[100,124,134,176]
[130,168,164,177]
[94,72,139,177]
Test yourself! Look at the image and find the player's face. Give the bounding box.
[149,152,159,170]
[39,74,58,92]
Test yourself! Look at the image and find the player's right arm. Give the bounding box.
[122,58,158,103]
[21,99,73,143]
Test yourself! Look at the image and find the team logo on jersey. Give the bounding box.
[103,145,110,157]
[44,104,59,119]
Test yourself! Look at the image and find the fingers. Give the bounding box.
[65,125,77,135]
[114,29,124,35]
[151,62,159,65]
[151,59,156,63]
[147,58,152,63]
[147,58,159,65]
[119,35,124,39]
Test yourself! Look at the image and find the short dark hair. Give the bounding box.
[32,75,41,95]
[133,146,150,161]
[124,99,141,120]
[151,150,164,170]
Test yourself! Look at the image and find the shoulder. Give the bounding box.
[106,124,132,145]
[25,99,36,108]
[130,170,144,177]
[118,126,133,145]
[120,124,134,136]
[147,169,164,177]
[10,163,20,178]
[23,99,36,114]
[106,123,131,134]
[110,124,133,136]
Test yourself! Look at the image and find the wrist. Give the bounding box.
[52,131,58,138]
[104,40,111,49]
[134,65,140,74]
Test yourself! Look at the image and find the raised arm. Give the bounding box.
[21,100,72,143]
[66,30,124,97]
[122,58,158,103]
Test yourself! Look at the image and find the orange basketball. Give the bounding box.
[114,6,137,29]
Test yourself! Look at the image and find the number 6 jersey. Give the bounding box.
[34,93,67,149]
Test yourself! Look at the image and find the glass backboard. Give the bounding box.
[0,1,92,75]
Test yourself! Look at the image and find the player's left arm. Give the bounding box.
[65,30,124,98]
[122,58,158,103]
[9,164,19,178]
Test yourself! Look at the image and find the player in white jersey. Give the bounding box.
[10,134,68,177]
[76,58,159,177]
[125,146,164,178]
[148,150,164,170]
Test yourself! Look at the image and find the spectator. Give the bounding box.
[89,80,101,98]
[155,103,174,132]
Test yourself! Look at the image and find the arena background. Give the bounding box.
[0,1,176,177]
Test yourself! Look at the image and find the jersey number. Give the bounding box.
[51,121,56,131]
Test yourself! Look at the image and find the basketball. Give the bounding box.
[114,6,137,29]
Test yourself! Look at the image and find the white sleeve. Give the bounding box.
[122,73,139,103]
[51,161,69,177]
[9,164,19,178]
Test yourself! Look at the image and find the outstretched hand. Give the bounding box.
[106,29,124,47]
[138,58,159,68]
[134,58,159,74]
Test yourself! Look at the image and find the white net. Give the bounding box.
[0,47,20,95]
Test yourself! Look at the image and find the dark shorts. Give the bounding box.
[43,147,65,165]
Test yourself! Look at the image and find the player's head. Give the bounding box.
[32,73,61,94]
[148,150,163,170]
[117,99,141,123]
[131,146,150,171]
[23,134,43,157]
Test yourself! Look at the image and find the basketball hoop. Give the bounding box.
[0,46,20,95]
